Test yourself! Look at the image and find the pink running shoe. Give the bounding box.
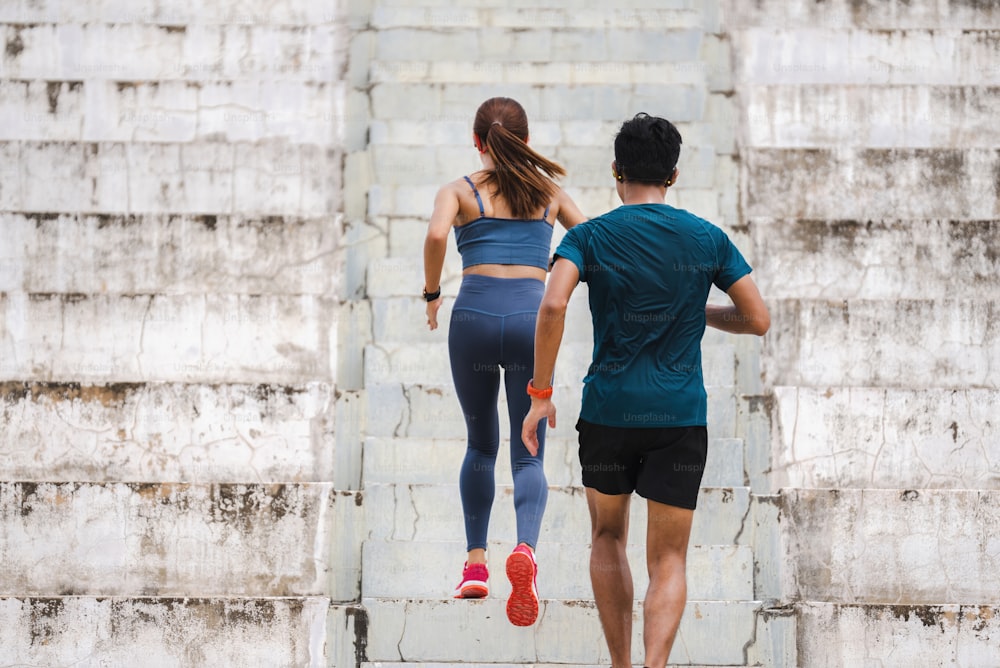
[453,562,489,599]
[505,544,539,626]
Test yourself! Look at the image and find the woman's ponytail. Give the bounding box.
[473,98,566,219]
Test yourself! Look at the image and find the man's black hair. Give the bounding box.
[613,113,683,185]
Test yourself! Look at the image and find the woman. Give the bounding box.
[422,97,586,626]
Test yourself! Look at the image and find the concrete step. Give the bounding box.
[764,299,1000,389]
[767,386,1000,490]
[371,27,702,64]
[371,60,709,86]
[365,340,737,388]
[364,380,738,441]
[362,539,754,601]
[0,596,336,667]
[363,597,760,666]
[369,82,709,124]
[728,0,1000,29]
[744,147,1000,220]
[0,482,363,601]
[0,23,339,82]
[776,488,1000,605]
[0,293,335,383]
[370,6,706,30]
[0,382,343,482]
[749,218,1000,300]
[0,5,338,25]
[736,28,1000,86]
[364,483,752,548]
[0,79,339,145]
[0,212,338,296]
[371,0,700,11]
[0,140,335,216]
[744,85,1000,149]
[362,436,746,489]
[796,602,1000,668]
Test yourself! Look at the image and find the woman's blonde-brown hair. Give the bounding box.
[473,97,566,219]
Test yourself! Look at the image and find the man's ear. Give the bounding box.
[666,167,679,187]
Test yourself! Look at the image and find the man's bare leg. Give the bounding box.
[642,499,695,668]
[586,488,634,668]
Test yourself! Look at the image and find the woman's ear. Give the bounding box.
[473,133,484,153]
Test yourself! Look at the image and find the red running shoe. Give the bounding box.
[453,562,489,599]
[505,544,539,626]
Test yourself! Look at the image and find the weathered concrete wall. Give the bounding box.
[8,0,995,665]
[797,602,1000,668]
[0,0,357,662]
[0,482,361,598]
[730,0,1000,492]
[0,382,338,481]
[0,597,332,667]
[729,0,1000,664]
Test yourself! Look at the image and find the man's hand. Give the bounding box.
[521,397,556,457]
[426,298,443,330]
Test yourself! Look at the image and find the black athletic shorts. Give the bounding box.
[576,418,708,510]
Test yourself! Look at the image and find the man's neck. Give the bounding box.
[620,182,668,206]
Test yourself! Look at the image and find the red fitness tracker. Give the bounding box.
[526,379,553,399]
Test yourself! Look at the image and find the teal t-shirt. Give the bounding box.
[554,203,751,427]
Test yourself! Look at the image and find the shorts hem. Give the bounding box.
[581,481,635,497]
[635,491,698,511]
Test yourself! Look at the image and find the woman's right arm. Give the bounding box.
[554,187,587,230]
[423,184,460,330]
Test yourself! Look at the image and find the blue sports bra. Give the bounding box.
[453,176,554,271]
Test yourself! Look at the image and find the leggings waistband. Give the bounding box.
[453,275,544,316]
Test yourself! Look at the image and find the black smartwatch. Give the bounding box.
[422,287,441,302]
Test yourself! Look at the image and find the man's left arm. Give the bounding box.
[521,257,580,455]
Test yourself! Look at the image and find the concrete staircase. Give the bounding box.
[349,2,796,666]
[5,0,998,665]
[729,0,1000,665]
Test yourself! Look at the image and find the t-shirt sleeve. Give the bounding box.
[712,228,753,292]
[554,225,589,282]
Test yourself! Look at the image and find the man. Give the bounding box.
[521,113,769,668]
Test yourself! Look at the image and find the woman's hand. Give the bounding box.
[426,297,443,330]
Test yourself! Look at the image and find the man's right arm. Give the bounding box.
[706,274,770,336]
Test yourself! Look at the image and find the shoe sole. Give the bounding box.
[454,581,489,599]
[505,551,538,626]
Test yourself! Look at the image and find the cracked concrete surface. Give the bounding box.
[0,293,337,384]
[778,489,1000,605]
[0,382,336,482]
[768,386,1000,490]
[763,299,1000,389]
[0,481,338,596]
[0,597,332,666]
